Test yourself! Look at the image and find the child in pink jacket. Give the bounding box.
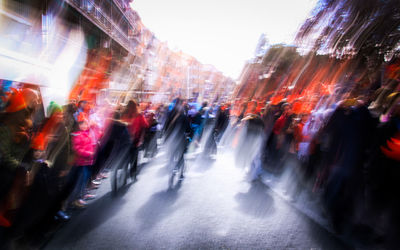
[73,120,96,166]
[69,120,97,208]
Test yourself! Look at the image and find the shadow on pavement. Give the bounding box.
[134,162,152,178]
[156,164,170,177]
[235,179,275,218]
[135,180,183,231]
[193,157,216,173]
[50,184,131,246]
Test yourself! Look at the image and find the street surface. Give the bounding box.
[44,149,348,249]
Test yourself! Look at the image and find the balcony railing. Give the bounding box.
[66,0,137,53]
[112,0,137,25]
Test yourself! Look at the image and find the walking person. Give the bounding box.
[122,100,148,180]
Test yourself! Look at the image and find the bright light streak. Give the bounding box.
[0,14,87,107]
[46,29,86,107]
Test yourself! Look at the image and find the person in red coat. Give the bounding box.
[122,100,148,179]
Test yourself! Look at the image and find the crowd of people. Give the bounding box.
[0,85,162,247]
[0,80,399,248]
[232,89,400,247]
[0,82,232,247]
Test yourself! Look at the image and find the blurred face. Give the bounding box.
[54,110,63,120]
[26,96,40,110]
[283,105,290,114]
[132,105,138,114]
[33,150,45,160]
[301,114,309,123]
[79,121,88,131]
[80,102,87,110]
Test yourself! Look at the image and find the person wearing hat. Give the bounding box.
[0,89,32,227]
[11,102,74,235]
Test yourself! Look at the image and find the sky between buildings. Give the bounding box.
[131,0,317,80]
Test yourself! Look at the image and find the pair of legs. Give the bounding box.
[168,142,186,179]
[127,144,139,179]
[66,165,91,205]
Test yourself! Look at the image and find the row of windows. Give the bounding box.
[80,0,133,36]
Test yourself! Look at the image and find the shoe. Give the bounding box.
[79,198,88,204]
[100,172,109,179]
[56,210,70,221]
[72,199,87,209]
[91,180,101,185]
[88,183,100,190]
[83,194,96,200]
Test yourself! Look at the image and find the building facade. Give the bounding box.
[0,0,234,105]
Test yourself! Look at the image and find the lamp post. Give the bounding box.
[187,66,190,100]
[137,73,143,102]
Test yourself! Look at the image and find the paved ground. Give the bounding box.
[44,149,349,250]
